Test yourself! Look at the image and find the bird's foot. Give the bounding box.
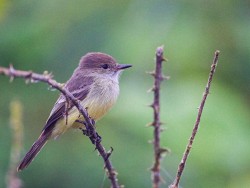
[77,120,100,145]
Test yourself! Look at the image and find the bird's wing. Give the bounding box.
[41,75,94,135]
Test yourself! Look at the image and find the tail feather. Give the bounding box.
[17,132,50,171]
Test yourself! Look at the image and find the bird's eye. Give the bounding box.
[101,64,109,69]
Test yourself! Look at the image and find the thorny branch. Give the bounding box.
[169,50,220,188]
[0,65,120,188]
[148,46,169,188]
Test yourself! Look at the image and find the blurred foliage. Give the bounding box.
[6,100,23,188]
[0,0,250,188]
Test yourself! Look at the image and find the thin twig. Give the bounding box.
[149,46,168,188]
[6,100,23,188]
[169,50,220,188]
[0,66,120,188]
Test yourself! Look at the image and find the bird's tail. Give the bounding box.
[17,132,50,171]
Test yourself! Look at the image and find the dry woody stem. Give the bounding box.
[0,66,120,188]
[169,50,220,188]
[149,46,168,188]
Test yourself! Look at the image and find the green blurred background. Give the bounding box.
[1,0,250,187]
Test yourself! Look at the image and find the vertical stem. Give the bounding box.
[169,50,220,188]
[6,100,23,188]
[151,46,166,188]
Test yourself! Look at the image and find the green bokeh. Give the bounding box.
[1,1,250,188]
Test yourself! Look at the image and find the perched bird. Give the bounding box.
[17,52,132,171]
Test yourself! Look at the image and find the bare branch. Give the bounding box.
[149,46,168,188]
[0,66,120,188]
[169,50,220,188]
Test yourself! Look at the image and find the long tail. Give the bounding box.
[17,132,50,171]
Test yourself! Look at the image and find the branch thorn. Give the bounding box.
[146,122,154,127]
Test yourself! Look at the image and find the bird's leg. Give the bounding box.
[90,118,96,126]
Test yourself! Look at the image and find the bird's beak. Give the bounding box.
[116,64,132,70]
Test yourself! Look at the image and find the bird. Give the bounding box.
[17,52,132,171]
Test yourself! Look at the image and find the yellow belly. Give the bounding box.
[51,78,119,139]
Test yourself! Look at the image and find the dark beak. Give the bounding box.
[117,64,132,70]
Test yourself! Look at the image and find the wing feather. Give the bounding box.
[42,75,94,134]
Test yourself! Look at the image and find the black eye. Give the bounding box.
[101,64,109,69]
